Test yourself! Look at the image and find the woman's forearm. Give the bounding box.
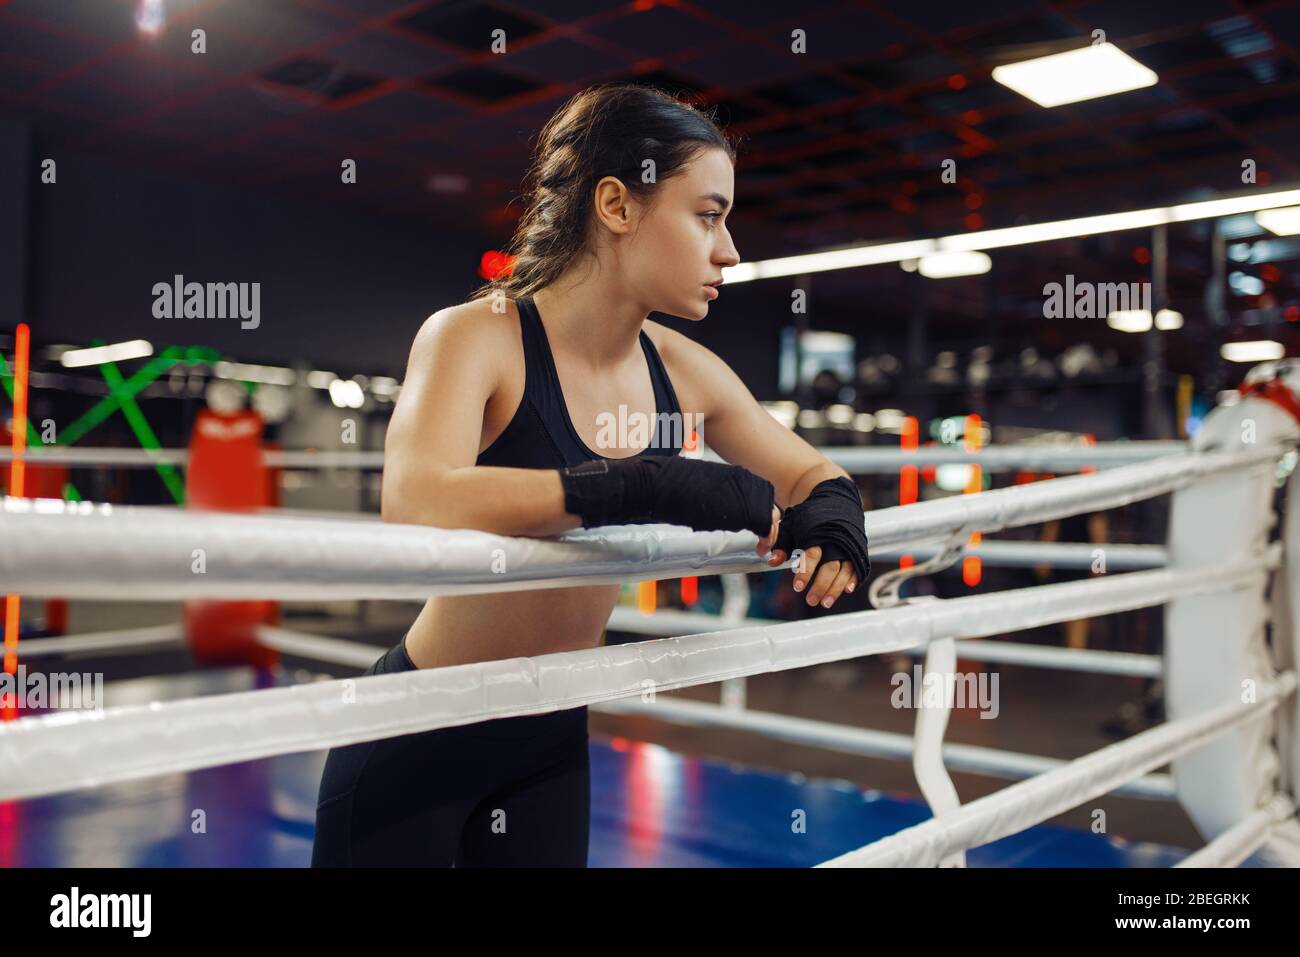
[784,460,851,508]
[382,466,580,537]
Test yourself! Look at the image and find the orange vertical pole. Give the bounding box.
[3,324,31,720]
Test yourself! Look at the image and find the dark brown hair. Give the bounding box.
[470,83,737,301]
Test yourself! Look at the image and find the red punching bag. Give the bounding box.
[183,406,280,668]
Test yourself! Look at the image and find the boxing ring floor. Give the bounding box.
[1,666,1264,868]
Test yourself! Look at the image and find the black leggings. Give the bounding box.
[311,637,591,867]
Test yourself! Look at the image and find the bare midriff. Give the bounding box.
[402,584,620,670]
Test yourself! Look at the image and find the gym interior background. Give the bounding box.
[3,0,1300,866]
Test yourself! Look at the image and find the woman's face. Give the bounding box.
[623,147,740,321]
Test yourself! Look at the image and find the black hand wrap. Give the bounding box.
[773,477,870,583]
[559,455,774,537]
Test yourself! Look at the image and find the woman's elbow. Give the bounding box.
[380,491,413,525]
[380,472,430,525]
[381,465,462,526]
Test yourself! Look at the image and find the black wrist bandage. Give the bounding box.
[559,455,774,538]
[773,477,870,582]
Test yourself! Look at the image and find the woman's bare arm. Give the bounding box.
[657,326,860,605]
[657,327,849,505]
[380,304,579,537]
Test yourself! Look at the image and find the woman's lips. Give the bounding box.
[704,285,719,299]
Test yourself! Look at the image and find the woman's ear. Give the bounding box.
[592,176,634,235]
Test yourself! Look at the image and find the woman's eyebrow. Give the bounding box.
[699,192,731,211]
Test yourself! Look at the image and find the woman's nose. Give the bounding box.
[717,232,740,268]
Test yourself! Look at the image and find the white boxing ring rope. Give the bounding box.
[606,606,1163,677]
[0,446,1275,601]
[1,419,1297,863]
[255,626,393,669]
[230,622,1174,794]
[18,593,1164,677]
[13,624,186,659]
[872,540,1165,570]
[824,442,1189,472]
[15,616,1169,793]
[594,693,1177,799]
[0,440,1184,473]
[0,550,1277,803]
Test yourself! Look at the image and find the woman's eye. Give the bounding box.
[702,212,722,227]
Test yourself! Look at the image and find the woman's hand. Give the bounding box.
[756,505,780,558]
[763,477,869,610]
[767,544,857,608]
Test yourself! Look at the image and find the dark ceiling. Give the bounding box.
[4,0,1300,371]
[5,0,1300,241]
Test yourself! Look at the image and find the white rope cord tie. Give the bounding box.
[1174,796,1298,868]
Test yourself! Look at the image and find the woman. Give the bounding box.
[312,84,870,867]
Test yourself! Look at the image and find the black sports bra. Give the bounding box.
[476,296,684,469]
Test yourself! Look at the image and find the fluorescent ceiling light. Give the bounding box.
[935,464,975,492]
[720,188,1300,284]
[135,0,165,35]
[917,251,991,278]
[874,408,906,431]
[1222,340,1284,363]
[1229,272,1265,295]
[826,403,855,425]
[937,209,1166,252]
[1255,206,1300,235]
[725,240,933,283]
[992,43,1157,108]
[59,340,153,368]
[1106,309,1184,332]
[801,331,855,352]
[1107,310,1152,333]
[213,361,297,385]
[328,379,365,409]
[796,409,824,429]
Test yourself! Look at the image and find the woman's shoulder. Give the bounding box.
[415,297,522,354]
[641,317,695,362]
[402,299,524,397]
[426,296,521,333]
[642,318,726,379]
